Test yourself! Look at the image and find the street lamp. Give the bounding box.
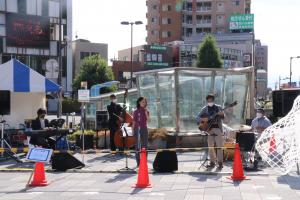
[290,56,300,85]
[121,21,143,88]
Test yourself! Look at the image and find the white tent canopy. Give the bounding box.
[0,59,60,92]
[0,59,61,127]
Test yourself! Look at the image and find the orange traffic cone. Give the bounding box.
[29,162,48,187]
[133,148,152,188]
[228,143,247,181]
[269,135,276,154]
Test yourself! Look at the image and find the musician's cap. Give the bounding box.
[257,108,265,113]
[206,94,215,101]
[110,94,116,99]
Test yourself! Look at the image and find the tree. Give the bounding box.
[196,34,223,68]
[72,54,116,93]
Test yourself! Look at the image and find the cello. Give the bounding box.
[113,89,135,148]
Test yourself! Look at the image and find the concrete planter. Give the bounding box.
[148,138,167,150]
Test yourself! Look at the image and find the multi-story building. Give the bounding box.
[0,0,73,92]
[146,0,181,44]
[118,45,144,62]
[72,39,108,78]
[180,32,253,68]
[146,0,251,44]
[255,40,268,99]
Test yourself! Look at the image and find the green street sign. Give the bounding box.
[149,45,167,51]
[229,14,254,30]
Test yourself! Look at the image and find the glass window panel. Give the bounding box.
[158,75,175,129]
[178,72,211,132]
[139,74,157,128]
[223,74,248,125]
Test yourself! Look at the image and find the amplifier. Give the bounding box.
[96,110,108,129]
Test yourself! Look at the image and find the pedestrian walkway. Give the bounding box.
[0,172,300,200]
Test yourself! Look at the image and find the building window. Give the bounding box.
[203,28,211,33]
[18,0,26,14]
[42,0,49,16]
[233,0,240,6]
[186,28,193,37]
[80,52,90,60]
[187,2,192,11]
[162,18,171,24]
[197,2,212,11]
[151,17,157,23]
[152,5,157,10]
[162,4,172,11]
[0,0,5,11]
[162,31,171,38]
[186,15,192,24]
[158,54,162,62]
[217,2,225,12]
[196,28,202,34]
[216,15,225,25]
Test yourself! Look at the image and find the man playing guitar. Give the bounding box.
[197,94,225,169]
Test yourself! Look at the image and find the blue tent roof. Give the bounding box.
[0,59,60,93]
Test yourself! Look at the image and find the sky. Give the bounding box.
[73,0,300,89]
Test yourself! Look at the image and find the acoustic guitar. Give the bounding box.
[198,101,238,133]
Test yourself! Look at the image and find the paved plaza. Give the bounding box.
[1,172,300,200]
[0,152,300,199]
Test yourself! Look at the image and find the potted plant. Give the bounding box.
[148,128,168,150]
[68,129,95,149]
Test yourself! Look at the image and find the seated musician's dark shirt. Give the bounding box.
[31,118,50,130]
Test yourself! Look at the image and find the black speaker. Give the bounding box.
[153,150,178,173]
[236,132,255,152]
[96,110,108,129]
[273,90,300,117]
[0,90,10,115]
[52,152,85,171]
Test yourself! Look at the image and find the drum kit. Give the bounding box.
[223,124,258,167]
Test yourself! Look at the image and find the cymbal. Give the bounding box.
[230,124,251,131]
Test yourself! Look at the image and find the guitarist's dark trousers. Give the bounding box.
[207,128,224,164]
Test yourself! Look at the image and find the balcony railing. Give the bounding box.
[196,7,212,12]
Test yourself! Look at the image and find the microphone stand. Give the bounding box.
[0,116,22,162]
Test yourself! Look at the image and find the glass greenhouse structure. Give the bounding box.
[86,67,255,133]
[135,67,255,133]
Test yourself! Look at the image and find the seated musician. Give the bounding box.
[30,108,56,149]
[251,108,272,136]
[197,94,225,169]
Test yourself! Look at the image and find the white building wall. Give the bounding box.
[66,0,73,92]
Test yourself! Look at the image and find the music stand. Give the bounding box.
[120,125,134,171]
[0,116,22,162]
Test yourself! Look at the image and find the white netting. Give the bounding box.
[255,95,300,174]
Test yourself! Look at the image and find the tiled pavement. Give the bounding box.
[0,151,300,199]
[0,172,300,200]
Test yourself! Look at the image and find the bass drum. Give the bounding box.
[224,142,235,161]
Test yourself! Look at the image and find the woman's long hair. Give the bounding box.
[136,97,147,108]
